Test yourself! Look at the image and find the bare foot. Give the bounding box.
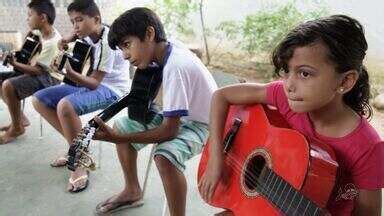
[95,189,143,214]
[0,115,30,131]
[0,126,25,144]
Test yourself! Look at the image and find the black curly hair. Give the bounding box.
[108,7,167,50]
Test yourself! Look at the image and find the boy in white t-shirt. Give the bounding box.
[32,0,130,193]
[0,0,61,144]
[92,7,218,216]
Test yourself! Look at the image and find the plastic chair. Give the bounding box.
[142,144,169,216]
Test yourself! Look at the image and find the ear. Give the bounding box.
[145,26,156,42]
[93,15,101,25]
[338,70,359,94]
[40,13,48,23]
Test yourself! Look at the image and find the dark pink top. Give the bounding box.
[266,81,384,215]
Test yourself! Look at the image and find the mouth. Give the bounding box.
[288,98,303,102]
[130,60,137,66]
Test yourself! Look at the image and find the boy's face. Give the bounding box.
[281,42,344,113]
[119,34,156,70]
[68,11,99,39]
[27,8,41,30]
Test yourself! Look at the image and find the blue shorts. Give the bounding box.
[33,84,119,115]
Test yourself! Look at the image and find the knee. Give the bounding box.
[112,122,118,130]
[57,99,75,118]
[154,155,173,174]
[2,80,14,95]
[32,96,41,112]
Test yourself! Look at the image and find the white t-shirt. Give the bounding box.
[161,41,218,124]
[83,26,131,96]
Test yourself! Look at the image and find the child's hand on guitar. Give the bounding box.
[199,156,224,202]
[63,59,76,76]
[5,52,16,66]
[58,31,77,51]
[50,54,63,74]
[58,38,70,51]
[50,53,74,76]
[92,117,117,142]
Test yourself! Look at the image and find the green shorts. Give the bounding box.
[115,114,209,172]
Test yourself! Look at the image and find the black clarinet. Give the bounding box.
[67,65,163,171]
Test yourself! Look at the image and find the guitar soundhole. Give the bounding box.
[241,149,271,197]
[244,155,265,191]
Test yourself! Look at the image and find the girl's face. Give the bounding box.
[281,42,344,113]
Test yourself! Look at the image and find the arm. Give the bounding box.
[352,189,381,216]
[58,32,77,51]
[10,57,44,75]
[208,83,269,169]
[200,83,269,201]
[64,36,116,89]
[93,116,180,144]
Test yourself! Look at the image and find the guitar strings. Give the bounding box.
[222,153,321,215]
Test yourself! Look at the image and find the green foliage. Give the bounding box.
[216,1,328,55]
[150,0,199,37]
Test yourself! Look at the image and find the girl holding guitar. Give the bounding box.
[199,15,384,215]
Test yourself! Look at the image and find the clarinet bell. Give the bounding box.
[77,149,96,171]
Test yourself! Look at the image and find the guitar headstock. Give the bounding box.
[67,125,97,171]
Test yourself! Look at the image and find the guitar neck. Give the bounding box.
[87,92,131,128]
[258,167,325,216]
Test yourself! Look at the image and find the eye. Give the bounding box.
[124,42,131,49]
[75,18,83,23]
[300,71,311,78]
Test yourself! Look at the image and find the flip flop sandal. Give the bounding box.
[50,156,68,167]
[95,198,144,215]
[68,174,89,193]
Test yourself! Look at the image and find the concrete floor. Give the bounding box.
[0,98,223,216]
[0,71,240,216]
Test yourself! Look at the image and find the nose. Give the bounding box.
[73,22,79,30]
[284,73,296,93]
[122,51,130,61]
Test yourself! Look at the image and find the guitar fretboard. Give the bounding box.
[258,167,324,216]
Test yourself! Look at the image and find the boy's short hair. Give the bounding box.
[27,0,56,25]
[108,7,167,50]
[67,0,101,18]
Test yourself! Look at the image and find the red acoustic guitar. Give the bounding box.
[198,104,338,216]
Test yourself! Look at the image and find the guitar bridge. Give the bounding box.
[223,118,242,153]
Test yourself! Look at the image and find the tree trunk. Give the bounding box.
[199,0,210,65]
